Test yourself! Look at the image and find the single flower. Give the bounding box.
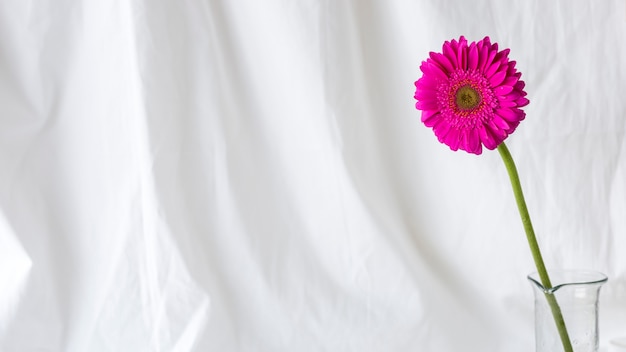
[414,36,529,155]
[414,37,576,352]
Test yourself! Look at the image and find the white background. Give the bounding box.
[1,0,625,351]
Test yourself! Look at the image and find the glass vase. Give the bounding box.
[528,270,608,352]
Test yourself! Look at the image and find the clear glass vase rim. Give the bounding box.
[527,269,608,294]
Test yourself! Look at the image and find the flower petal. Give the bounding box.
[426,61,448,80]
[516,97,530,107]
[443,43,458,67]
[506,119,521,132]
[416,100,438,111]
[489,70,507,87]
[500,91,522,101]
[430,52,454,73]
[433,118,451,141]
[449,38,459,51]
[481,36,491,48]
[476,44,488,72]
[494,85,514,96]
[481,48,497,72]
[492,116,510,130]
[479,126,498,150]
[414,84,438,100]
[484,61,501,78]
[457,37,468,70]
[464,128,482,155]
[507,61,518,76]
[422,111,441,127]
[496,108,523,122]
[501,75,519,87]
[468,43,478,70]
[444,127,461,151]
[415,77,439,91]
[494,48,510,64]
[498,100,517,108]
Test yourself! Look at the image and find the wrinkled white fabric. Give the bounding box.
[1,0,625,351]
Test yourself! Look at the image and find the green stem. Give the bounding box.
[497,142,573,352]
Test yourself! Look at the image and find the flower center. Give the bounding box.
[455,85,481,111]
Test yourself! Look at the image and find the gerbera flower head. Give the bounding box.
[414,36,529,155]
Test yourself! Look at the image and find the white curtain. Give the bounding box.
[1,0,625,351]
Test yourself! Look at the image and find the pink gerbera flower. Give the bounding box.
[414,36,529,155]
